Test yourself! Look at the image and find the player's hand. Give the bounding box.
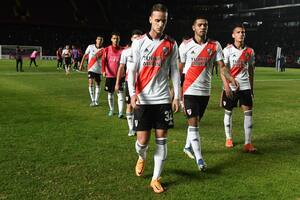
[224,85,233,99]
[230,79,240,91]
[103,72,106,77]
[115,84,119,93]
[172,98,179,113]
[131,95,140,109]
[251,90,255,99]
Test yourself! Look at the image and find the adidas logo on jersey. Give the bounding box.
[207,48,212,56]
[191,50,195,54]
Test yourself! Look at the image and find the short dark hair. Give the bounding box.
[193,16,208,25]
[232,23,245,32]
[150,3,168,15]
[111,32,120,37]
[131,29,143,36]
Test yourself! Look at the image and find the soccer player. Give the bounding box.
[71,45,80,70]
[29,50,39,68]
[56,47,63,70]
[127,4,180,193]
[102,32,124,117]
[179,16,239,170]
[80,36,104,107]
[15,46,23,72]
[115,29,143,136]
[62,45,72,75]
[221,24,256,152]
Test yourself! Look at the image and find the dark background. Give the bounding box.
[1,0,299,67]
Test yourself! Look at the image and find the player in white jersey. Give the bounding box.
[115,30,143,137]
[79,36,104,107]
[62,45,72,75]
[127,4,180,193]
[221,24,256,152]
[179,16,239,171]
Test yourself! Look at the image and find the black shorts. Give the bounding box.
[125,81,131,104]
[222,89,253,110]
[133,104,174,131]
[184,95,210,119]
[64,57,72,65]
[88,71,101,83]
[104,77,125,93]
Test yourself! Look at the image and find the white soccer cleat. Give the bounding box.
[183,147,195,160]
[197,159,207,171]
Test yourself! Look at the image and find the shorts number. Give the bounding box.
[164,110,173,122]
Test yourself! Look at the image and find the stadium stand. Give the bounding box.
[0,0,299,67]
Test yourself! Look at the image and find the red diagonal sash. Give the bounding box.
[136,39,174,95]
[230,48,251,77]
[88,48,103,69]
[183,42,216,94]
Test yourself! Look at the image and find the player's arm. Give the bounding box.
[220,63,232,98]
[219,60,239,95]
[170,43,180,113]
[79,54,88,71]
[115,63,125,92]
[101,47,108,77]
[249,49,255,98]
[128,41,140,108]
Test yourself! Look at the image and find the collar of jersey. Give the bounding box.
[193,37,208,45]
[147,32,165,40]
[232,43,246,50]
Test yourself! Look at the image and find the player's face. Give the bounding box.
[193,19,208,37]
[149,11,168,35]
[232,27,245,42]
[131,34,141,42]
[96,37,103,46]
[111,35,120,46]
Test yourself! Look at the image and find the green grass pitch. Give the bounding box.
[0,59,299,199]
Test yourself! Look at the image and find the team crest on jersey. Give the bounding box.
[135,120,138,127]
[163,47,169,55]
[186,109,192,115]
[191,50,195,54]
[245,52,249,60]
[207,48,212,56]
[223,101,226,106]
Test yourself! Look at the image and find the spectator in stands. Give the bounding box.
[29,50,39,68]
[15,46,23,72]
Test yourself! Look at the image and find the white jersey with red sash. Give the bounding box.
[85,44,103,74]
[119,47,133,81]
[223,44,255,90]
[128,33,180,105]
[179,38,223,96]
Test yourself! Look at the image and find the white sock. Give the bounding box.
[126,112,133,131]
[224,110,233,139]
[152,138,167,180]
[244,110,253,144]
[184,127,191,149]
[117,91,124,115]
[95,85,100,103]
[108,92,114,111]
[188,126,203,161]
[135,140,148,160]
[89,85,95,102]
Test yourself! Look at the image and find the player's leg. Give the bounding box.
[16,60,19,72]
[105,78,114,116]
[20,60,23,72]
[134,105,151,177]
[34,59,38,67]
[94,74,101,106]
[240,90,256,152]
[88,73,95,106]
[125,82,134,136]
[117,78,125,118]
[185,95,209,171]
[29,58,33,67]
[151,129,167,193]
[222,91,236,148]
[150,104,173,193]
